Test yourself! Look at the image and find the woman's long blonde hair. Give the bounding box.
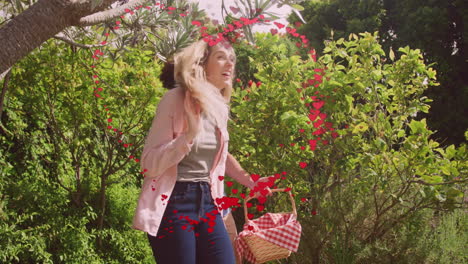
[174,39,234,144]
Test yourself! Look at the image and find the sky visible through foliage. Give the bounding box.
[190,0,292,32]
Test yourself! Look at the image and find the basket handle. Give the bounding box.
[243,188,297,221]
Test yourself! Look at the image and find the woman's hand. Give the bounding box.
[253,176,273,197]
[184,91,202,142]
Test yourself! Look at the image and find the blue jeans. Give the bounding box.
[147,181,236,264]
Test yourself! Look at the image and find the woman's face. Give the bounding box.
[204,43,236,91]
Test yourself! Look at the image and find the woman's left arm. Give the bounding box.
[226,152,271,192]
[225,152,256,189]
[225,153,273,196]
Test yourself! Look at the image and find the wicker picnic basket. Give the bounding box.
[239,188,299,264]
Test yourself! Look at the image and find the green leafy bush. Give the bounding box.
[0,40,159,263]
[227,32,467,263]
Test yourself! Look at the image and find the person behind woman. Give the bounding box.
[132,38,272,264]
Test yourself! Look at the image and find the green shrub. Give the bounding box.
[228,32,467,263]
[0,40,159,263]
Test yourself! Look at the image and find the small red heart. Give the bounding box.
[256,205,264,212]
[250,174,260,182]
[313,101,325,110]
[226,181,234,187]
[248,225,254,231]
[299,162,308,169]
[246,202,252,208]
[232,189,238,194]
[247,213,254,220]
[260,189,269,196]
[274,22,285,29]
[258,196,267,204]
[218,176,224,181]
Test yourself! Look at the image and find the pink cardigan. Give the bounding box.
[132,87,256,236]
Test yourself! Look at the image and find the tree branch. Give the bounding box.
[0,67,12,83]
[53,33,104,48]
[77,0,148,26]
[409,178,467,186]
[0,68,12,121]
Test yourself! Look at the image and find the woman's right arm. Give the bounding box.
[140,91,194,179]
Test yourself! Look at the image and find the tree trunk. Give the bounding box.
[311,247,321,264]
[0,0,146,75]
[0,0,74,74]
[96,173,108,248]
[0,68,12,120]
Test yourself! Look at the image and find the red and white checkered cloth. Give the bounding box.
[235,213,301,263]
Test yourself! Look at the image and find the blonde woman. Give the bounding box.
[132,38,272,264]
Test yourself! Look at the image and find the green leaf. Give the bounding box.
[328,80,343,87]
[422,175,443,184]
[397,130,405,138]
[374,137,386,150]
[389,47,395,61]
[446,187,463,198]
[434,148,445,155]
[371,70,382,81]
[419,188,426,198]
[434,191,446,202]
[345,94,354,113]
[450,166,460,177]
[291,4,304,11]
[408,119,426,134]
[352,122,368,134]
[445,145,456,159]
